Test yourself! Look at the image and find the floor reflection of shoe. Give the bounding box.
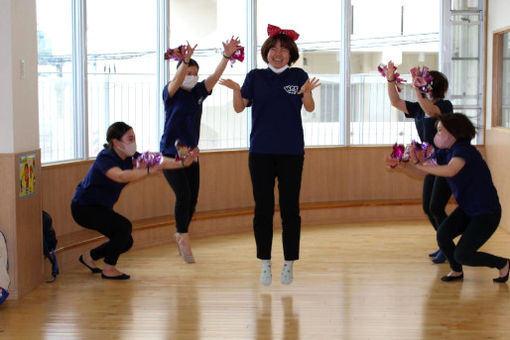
[432,250,447,264]
[101,273,130,280]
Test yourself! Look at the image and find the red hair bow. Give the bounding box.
[267,24,299,41]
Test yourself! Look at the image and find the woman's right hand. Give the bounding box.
[219,79,241,91]
[386,61,396,81]
[182,41,197,63]
[183,148,200,167]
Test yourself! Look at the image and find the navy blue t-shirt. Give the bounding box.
[160,81,212,155]
[241,68,308,155]
[405,99,453,145]
[435,141,499,217]
[72,148,136,209]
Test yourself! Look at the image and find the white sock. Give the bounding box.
[281,260,294,285]
[260,260,272,286]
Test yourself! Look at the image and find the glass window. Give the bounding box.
[168,0,249,150]
[36,0,486,164]
[257,0,342,146]
[350,0,440,145]
[37,0,75,163]
[86,0,159,157]
[449,2,483,142]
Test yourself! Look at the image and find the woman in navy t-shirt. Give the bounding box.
[160,39,241,263]
[72,122,198,280]
[386,61,453,264]
[220,25,320,285]
[388,113,509,283]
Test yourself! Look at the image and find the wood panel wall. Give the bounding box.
[0,150,43,299]
[41,147,432,239]
[485,129,510,233]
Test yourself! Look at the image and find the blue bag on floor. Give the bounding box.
[0,230,10,305]
[43,211,59,283]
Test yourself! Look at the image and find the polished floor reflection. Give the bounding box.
[1,221,510,339]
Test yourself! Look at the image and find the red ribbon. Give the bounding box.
[267,24,299,41]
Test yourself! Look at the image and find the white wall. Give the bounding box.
[486,0,510,128]
[0,0,15,152]
[0,0,39,154]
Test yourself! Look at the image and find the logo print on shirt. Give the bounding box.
[198,97,204,105]
[283,85,299,95]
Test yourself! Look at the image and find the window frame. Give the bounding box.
[491,26,510,128]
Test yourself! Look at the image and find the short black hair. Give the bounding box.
[260,34,299,66]
[438,113,476,142]
[177,58,199,70]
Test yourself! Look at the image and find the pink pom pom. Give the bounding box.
[136,152,163,168]
[390,143,410,166]
[378,63,407,93]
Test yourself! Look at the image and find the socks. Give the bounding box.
[281,260,294,285]
[260,260,272,286]
[259,260,295,285]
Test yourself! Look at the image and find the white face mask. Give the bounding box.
[268,64,289,74]
[120,141,137,157]
[181,75,198,90]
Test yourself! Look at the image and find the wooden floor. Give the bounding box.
[2,220,510,339]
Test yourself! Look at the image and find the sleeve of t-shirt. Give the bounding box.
[95,152,120,175]
[241,70,254,107]
[404,101,420,118]
[435,100,453,114]
[451,145,472,163]
[195,80,212,98]
[162,83,172,103]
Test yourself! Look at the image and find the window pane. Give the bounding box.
[257,0,342,146]
[350,0,440,145]
[37,0,75,163]
[86,0,159,157]
[168,0,249,150]
[450,12,482,121]
[451,0,481,11]
[502,33,510,128]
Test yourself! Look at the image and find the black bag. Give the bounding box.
[42,211,59,282]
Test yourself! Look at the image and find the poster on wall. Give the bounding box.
[18,153,36,199]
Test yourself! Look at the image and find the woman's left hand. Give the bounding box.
[222,36,241,59]
[298,77,321,94]
[409,147,422,165]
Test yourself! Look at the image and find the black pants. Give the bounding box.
[437,205,506,273]
[163,161,200,234]
[422,174,451,231]
[249,153,304,261]
[71,201,133,266]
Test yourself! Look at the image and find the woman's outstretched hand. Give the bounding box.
[298,77,321,94]
[222,36,241,58]
[182,41,197,62]
[386,61,397,81]
[219,78,241,91]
